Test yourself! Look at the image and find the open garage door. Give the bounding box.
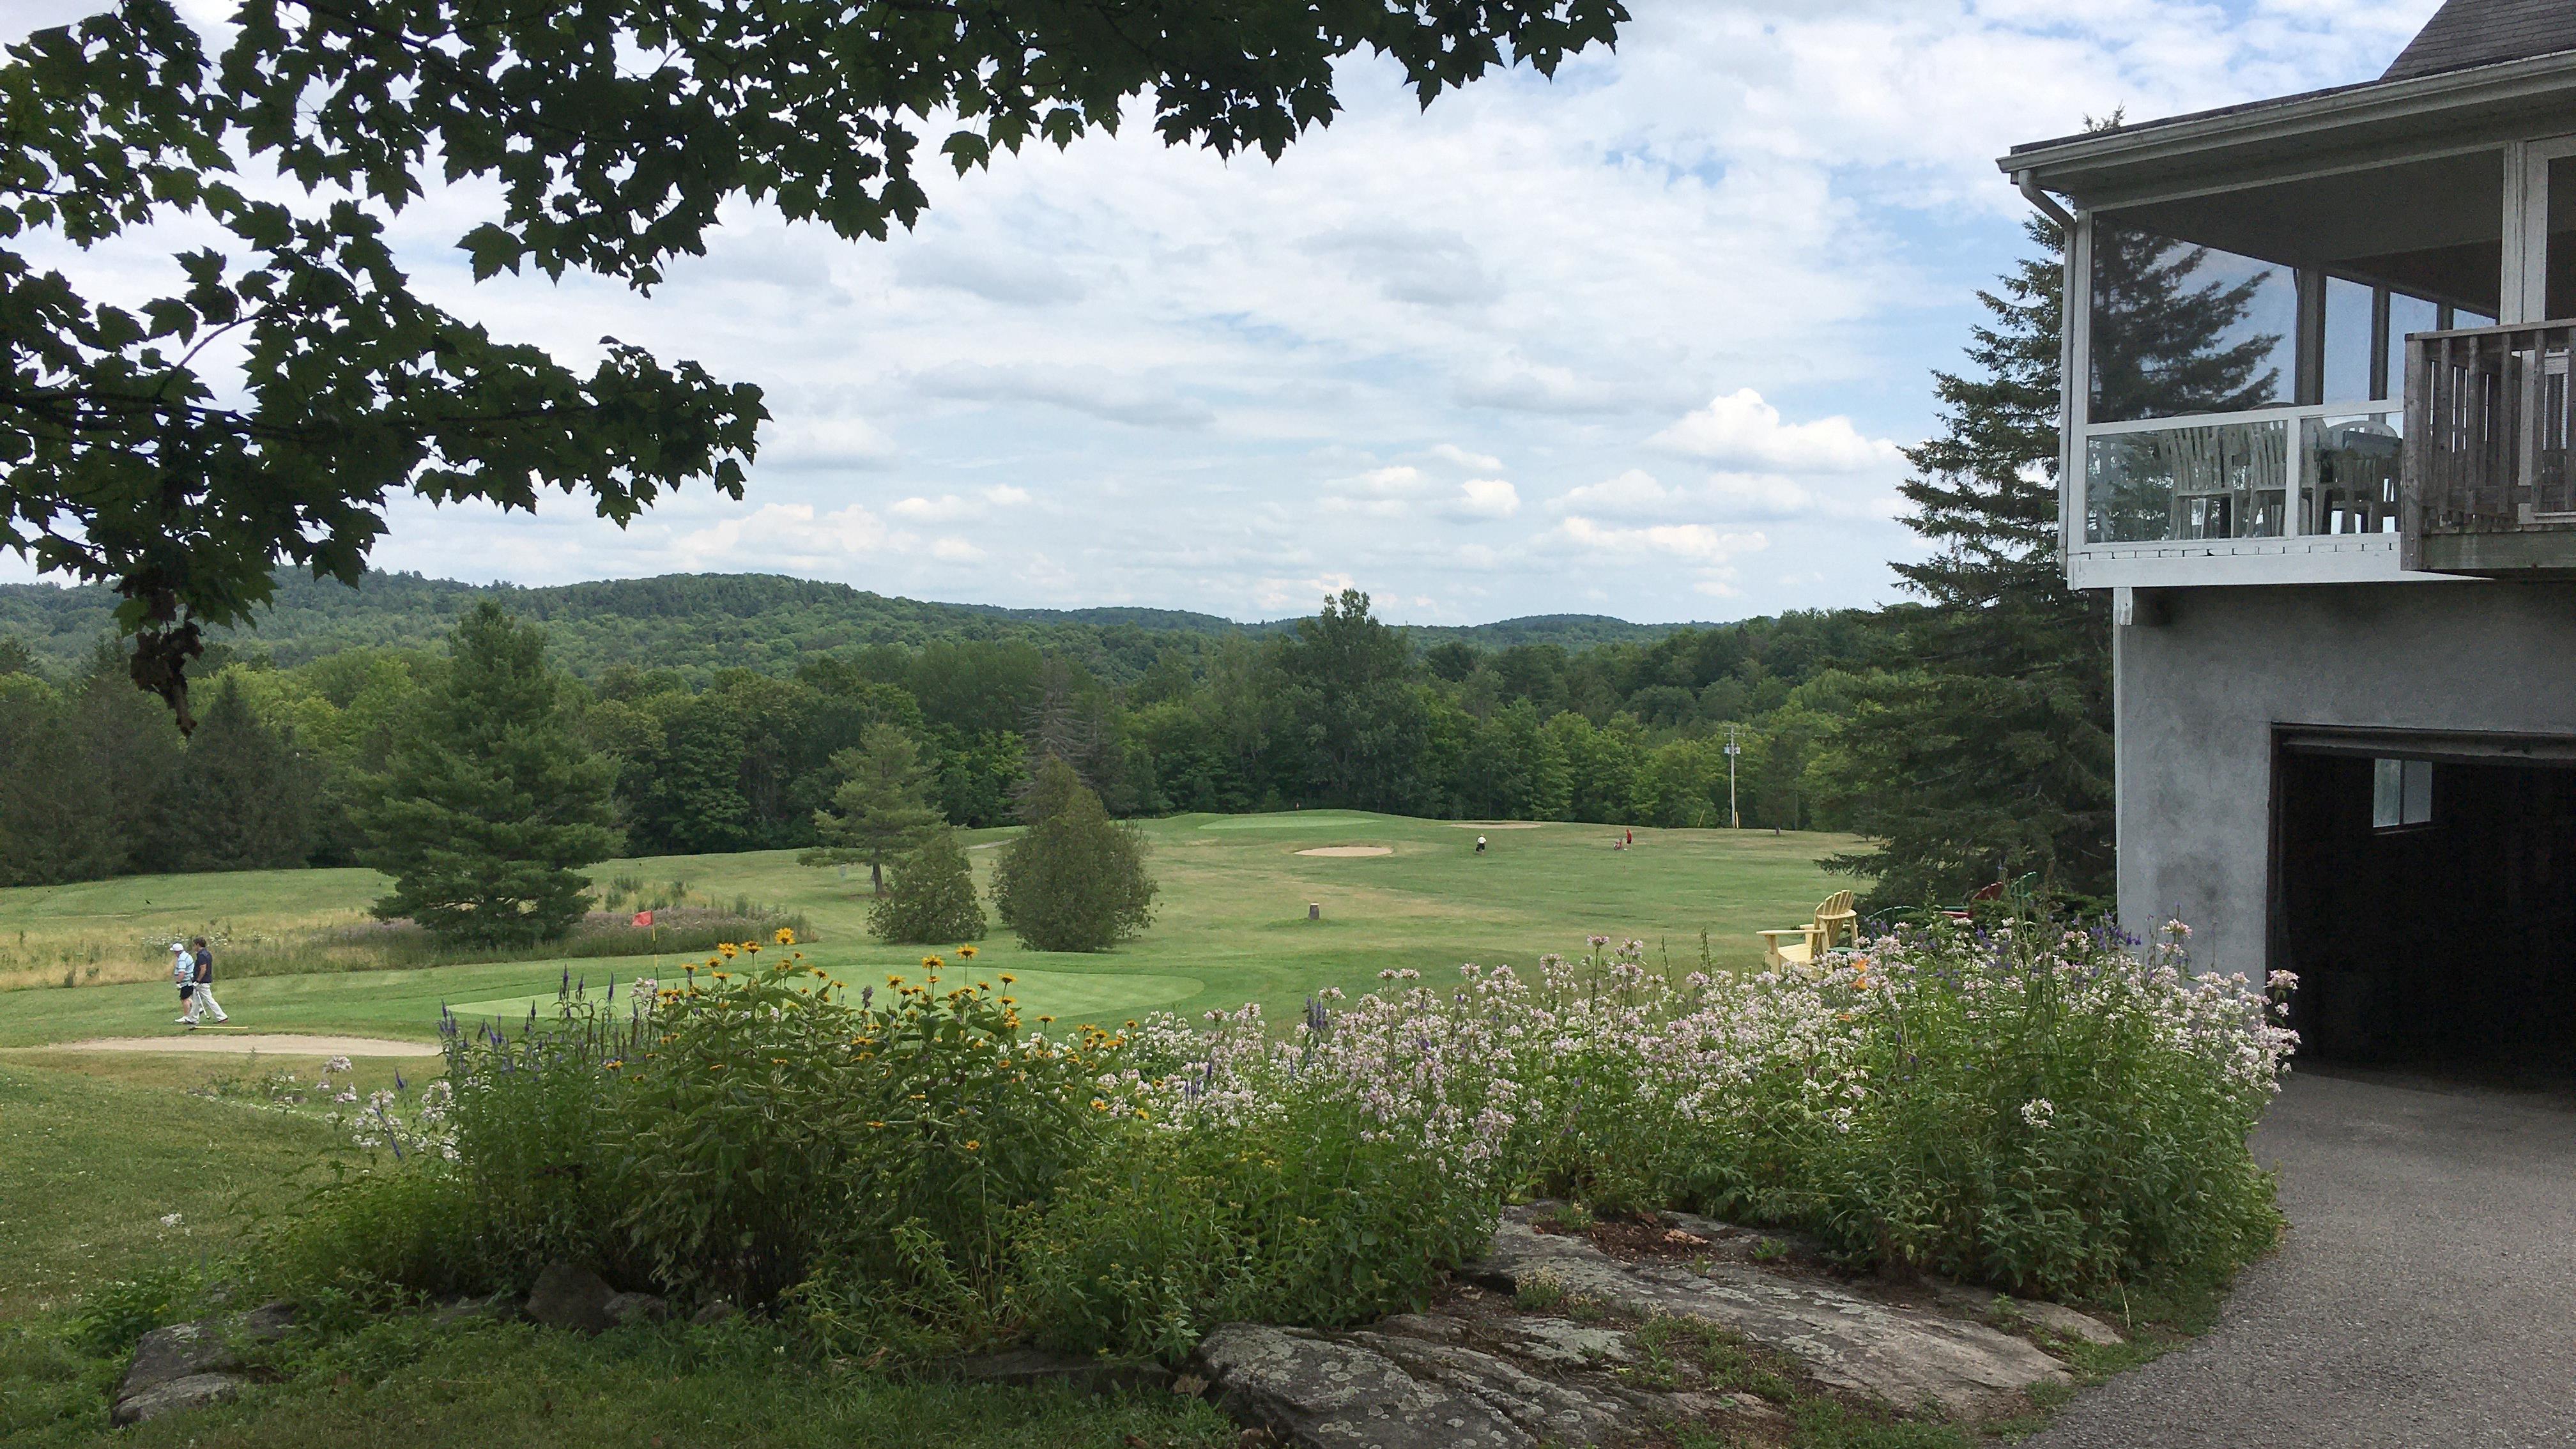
[2275,730,2576,1079]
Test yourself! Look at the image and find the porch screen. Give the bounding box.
[2090,218,2292,425]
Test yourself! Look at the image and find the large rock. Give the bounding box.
[524,1262,620,1335]
[111,1372,245,1426]
[1468,1211,2069,1418]
[1192,1322,1537,1449]
[236,1301,297,1344]
[118,1322,240,1401]
[1922,1281,2126,1347]
[603,1291,669,1327]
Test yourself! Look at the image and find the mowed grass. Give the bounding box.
[0,813,1862,1049]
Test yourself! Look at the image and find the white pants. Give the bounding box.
[185,986,226,1022]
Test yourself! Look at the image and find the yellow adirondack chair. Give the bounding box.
[1758,890,1859,974]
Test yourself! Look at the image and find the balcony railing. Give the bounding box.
[2402,321,2576,574]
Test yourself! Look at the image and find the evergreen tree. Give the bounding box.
[153,677,311,871]
[989,758,1157,952]
[1819,216,2112,907]
[867,827,988,945]
[0,635,36,677]
[1821,199,2284,908]
[799,722,940,893]
[360,604,620,946]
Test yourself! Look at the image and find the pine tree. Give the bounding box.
[799,721,940,893]
[989,758,1157,952]
[1823,206,2285,908]
[1819,215,2112,907]
[867,827,988,944]
[154,676,311,871]
[360,603,620,946]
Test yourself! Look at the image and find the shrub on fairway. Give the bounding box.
[868,827,987,944]
[988,760,1156,952]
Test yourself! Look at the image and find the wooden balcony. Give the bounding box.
[2402,321,2576,575]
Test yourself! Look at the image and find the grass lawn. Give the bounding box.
[0,812,1861,1048]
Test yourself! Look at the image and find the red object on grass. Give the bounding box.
[632,910,654,928]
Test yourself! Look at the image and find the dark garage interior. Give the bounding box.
[2276,740,2576,1078]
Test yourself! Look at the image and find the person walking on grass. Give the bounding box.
[170,941,196,1024]
[188,936,227,1025]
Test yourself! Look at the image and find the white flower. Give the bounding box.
[2021,1098,2056,1129]
[159,1212,184,1228]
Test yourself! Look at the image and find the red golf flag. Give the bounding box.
[632,910,654,928]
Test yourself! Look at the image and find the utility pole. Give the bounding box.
[1724,724,1742,829]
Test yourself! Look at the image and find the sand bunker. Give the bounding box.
[1444,821,1544,829]
[28,1034,441,1057]
[1295,846,1395,857]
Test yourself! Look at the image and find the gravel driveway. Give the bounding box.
[2027,1070,2576,1448]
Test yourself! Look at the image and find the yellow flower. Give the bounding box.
[998,973,1014,984]
[775,928,798,946]
[886,975,903,987]
[1000,996,1017,1007]
[921,955,944,970]
[962,1140,979,1151]
[958,945,977,958]
[868,1120,885,1129]
[1039,1015,1055,1024]
[1091,1098,1108,1112]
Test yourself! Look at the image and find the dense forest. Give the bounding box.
[0,571,1711,684]
[0,583,1905,889]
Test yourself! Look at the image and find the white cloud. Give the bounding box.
[1648,390,1903,473]
[1553,516,1769,565]
[914,362,1213,429]
[1446,479,1522,520]
[931,536,987,562]
[1429,443,1505,472]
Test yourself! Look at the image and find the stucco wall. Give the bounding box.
[2117,579,2576,977]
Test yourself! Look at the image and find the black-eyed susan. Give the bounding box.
[775,927,797,946]
[958,945,977,958]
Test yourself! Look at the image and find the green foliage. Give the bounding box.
[1274,588,1427,809]
[868,828,988,944]
[4,0,1625,724]
[360,604,621,946]
[606,955,1087,1312]
[988,761,1157,952]
[68,1261,213,1356]
[149,676,312,872]
[1018,1096,1496,1359]
[802,722,943,892]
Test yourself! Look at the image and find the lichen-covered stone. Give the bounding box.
[1193,1322,1532,1448]
[118,1322,240,1402]
[111,1372,244,1426]
[1469,1212,2069,1418]
[603,1291,669,1326]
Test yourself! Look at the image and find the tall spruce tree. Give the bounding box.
[1821,203,2280,907]
[361,603,619,946]
[799,722,940,894]
[154,677,310,871]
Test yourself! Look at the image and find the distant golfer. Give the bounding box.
[1475,834,1488,855]
[188,936,227,1025]
[169,942,195,1024]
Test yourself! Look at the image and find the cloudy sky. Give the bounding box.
[6,1,2439,625]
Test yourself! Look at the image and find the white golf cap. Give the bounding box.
[171,941,189,953]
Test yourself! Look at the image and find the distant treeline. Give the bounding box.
[0,570,1715,684]
[0,588,1903,887]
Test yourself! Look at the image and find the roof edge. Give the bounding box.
[1998,46,2576,178]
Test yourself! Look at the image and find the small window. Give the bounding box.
[2372,758,2432,829]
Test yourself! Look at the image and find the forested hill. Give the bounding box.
[0,571,1712,681]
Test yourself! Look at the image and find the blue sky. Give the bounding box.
[6,1,2442,624]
